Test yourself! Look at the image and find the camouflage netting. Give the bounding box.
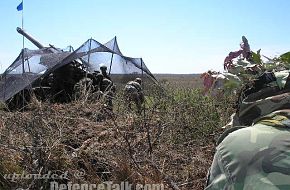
[0,48,70,101]
[0,37,157,103]
[60,37,156,85]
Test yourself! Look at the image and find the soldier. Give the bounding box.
[124,78,144,113]
[100,65,111,81]
[91,73,113,100]
[103,84,116,111]
[205,70,290,189]
[73,77,94,100]
[91,73,104,92]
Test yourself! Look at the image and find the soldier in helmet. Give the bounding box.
[97,74,115,113]
[124,78,144,113]
[100,65,111,81]
[91,73,104,91]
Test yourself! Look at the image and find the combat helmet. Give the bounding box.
[134,78,142,84]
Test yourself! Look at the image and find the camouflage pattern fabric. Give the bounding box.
[73,78,94,100]
[237,70,290,126]
[274,70,290,89]
[102,85,116,110]
[205,111,290,190]
[124,81,144,112]
[100,78,113,92]
[238,89,290,125]
[125,81,142,92]
[205,70,290,189]
[124,81,143,102]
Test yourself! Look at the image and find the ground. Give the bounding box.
[0,74,234,190]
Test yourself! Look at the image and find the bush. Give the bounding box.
[0,82,235,189]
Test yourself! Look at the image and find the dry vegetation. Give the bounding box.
[0,74,236,190]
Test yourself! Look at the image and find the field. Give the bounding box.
[0,74,236,189]
[155,74,202,88]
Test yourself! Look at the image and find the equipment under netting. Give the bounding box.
[0,28,158,110]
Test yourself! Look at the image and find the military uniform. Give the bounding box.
[206,111,290,190]
[99,78,111,92]
[124,78,144,112]
[103,85,116,110]
[100,65,112,81]
[205,70,290,189]
[73,77,94,100]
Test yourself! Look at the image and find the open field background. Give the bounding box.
[0,74,235,190]
[155,74,202,88]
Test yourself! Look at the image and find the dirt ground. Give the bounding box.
[0,74,227,190]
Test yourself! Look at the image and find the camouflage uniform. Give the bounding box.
[205,70,290,189]
[100,78,113,93]
[206,112,290,190]
[73,77,94,100]
[124,78,144,112]
[103,85,116,110]
[97,76,114,104]
[100,65,112,81]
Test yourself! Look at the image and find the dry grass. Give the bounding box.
[155,74,201,89]
[0,75,236,190]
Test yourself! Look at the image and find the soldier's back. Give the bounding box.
[206,115,290,189]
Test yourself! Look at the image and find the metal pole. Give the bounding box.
[27,59,31,72]
[21,0,25,74]
[3,72,7,101]
[141,58,145,114]
[109,37,116,75]
[21,0,25,109]
[81,38,92,101]
[87,38,92,76]
[21,49,25,109]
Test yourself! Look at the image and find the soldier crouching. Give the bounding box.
[124,78,144,113]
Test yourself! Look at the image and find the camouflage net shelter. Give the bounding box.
[0,37,157,105]
[61,37,156,84]
[0,48,70,102]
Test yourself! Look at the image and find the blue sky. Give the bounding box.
[1,0,290,74]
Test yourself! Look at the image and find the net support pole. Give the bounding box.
[140,58,144,112]
[21,0,26,109]
[109,37,116,75]
[3,71,7,101]
[27,59,31,72]
[21,0,25,74]
[21,49,25,109]
[86,38,92,78]
[81,38,92,102]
